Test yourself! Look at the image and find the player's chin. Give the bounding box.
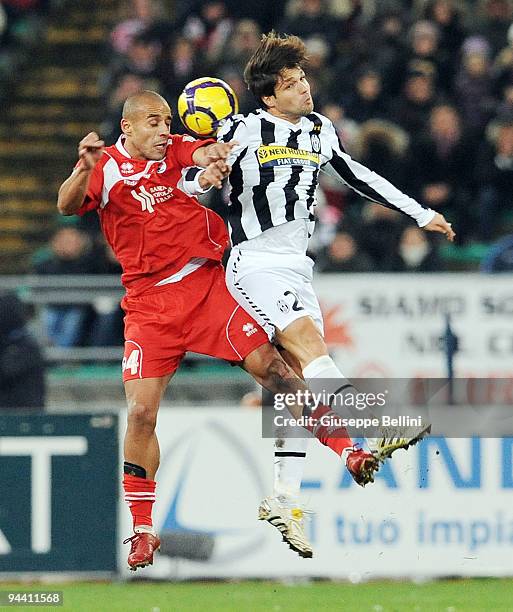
[150,145,167,159]
[302,101,314,115]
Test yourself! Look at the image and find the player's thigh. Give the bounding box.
[185,264,269,362]
[227,266,321,340]
[275,315,327,366]
[122,292,186,382]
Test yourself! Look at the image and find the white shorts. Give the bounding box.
[226,247,324,342]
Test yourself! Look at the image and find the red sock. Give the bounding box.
[123,473,156,530]
[305,405,354,456]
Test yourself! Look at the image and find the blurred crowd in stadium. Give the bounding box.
[0,0,53,92]
[87,0,513,272]
[4,0,513,353]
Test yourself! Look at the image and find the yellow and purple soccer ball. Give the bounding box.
[177,77,239,138]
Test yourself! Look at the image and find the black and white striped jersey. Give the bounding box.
[217,108,435,246]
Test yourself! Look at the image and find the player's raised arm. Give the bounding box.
[191,141,238,169]
[57,132,104,216]
[180,160,232,194]
[321,119,455,242]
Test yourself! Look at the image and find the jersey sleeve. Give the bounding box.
[320,117,435,227]
[217,116,248,166]
[177,166,213,196]
[75,158,104,216]
[171,134,216,168]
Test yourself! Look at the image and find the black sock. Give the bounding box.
[123,461,147,479]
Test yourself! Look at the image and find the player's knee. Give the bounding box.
[266,357,293,381]
[278,318,327,366]
[127,401,158,433]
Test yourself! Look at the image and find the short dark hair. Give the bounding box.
[244,31,308,108]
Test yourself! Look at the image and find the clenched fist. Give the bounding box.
[77,132,104,171]
[198,159,232,190]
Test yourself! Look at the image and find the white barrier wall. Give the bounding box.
[313,274,513,377]
[120,408,513,579]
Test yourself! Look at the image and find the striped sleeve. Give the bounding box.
[320,117,435,227]
[177,167,213,196]
[217,115,249,166]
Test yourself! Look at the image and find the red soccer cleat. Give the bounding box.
[346,448,380,487]
[123,532,160,571]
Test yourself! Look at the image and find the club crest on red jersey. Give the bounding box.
[120,161,135,174]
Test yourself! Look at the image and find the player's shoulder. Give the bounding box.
[86,145,116,173]
[217,113,250,141]
[169,133,198,144]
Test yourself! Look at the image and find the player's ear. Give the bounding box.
[120,117,132,136]
[262,94,275,110]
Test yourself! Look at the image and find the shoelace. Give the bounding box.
[122,534,140,545]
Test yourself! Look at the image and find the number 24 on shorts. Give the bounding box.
[123,349,140,375]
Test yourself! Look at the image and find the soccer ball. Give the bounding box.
[177,77,239,138]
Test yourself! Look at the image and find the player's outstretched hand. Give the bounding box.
[199,160,232,190]
[423,212,455,242]
[77,132,104,171]
[204,141,238,162]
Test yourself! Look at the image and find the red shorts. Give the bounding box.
[120,261,268,381]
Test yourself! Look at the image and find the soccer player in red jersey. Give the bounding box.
[57,90,377,568]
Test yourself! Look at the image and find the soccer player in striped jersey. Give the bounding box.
[215,32,456,558]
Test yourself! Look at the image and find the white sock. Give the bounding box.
[273,437,308,500]
[302,355,352,401]
[302,355,362,440]
[134,524,156,536]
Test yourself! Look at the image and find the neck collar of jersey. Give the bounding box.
[258,108,306,128]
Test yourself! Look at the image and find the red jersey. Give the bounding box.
[77,135,229,296]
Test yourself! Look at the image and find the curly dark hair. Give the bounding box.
[243,31,308,108]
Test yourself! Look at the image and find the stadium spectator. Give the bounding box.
[219,18,261,73]
[90,242,125,347]
[279,0,341,51]
[495,83,513,121]
[404,104,476,242]
[368,10,408,98]
[101,74,150,146]
[357,204,405,271]
[158,36,206,104]
[476,120,513,241]
[342,68,391,125]
[34,226,97,347]
[474,0,512,58]
[392,69,438,136]
[302,36,334,103]
[355,119,409,188]
[391,225,443,272]
[316,230,374,273]
[424,0,466,57]
[492,22,513,104]
[224,66,257,112]
[0,291,45,410]
[182,1,233,69]
[401,20,453,94]
[454,36,496,136]
[110,0,171,56]
[102,32,161,95]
